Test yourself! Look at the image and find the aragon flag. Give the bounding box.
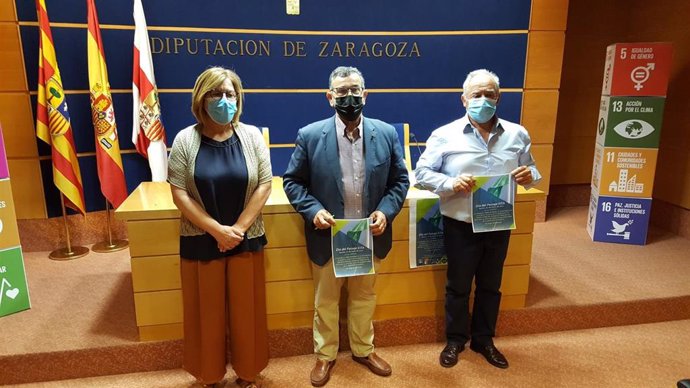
[35,0,86,215]
[132,0,168,182]
[87,0,128,208]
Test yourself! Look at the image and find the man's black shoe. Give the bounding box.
[470,343,509,369]
[439,343,464,368]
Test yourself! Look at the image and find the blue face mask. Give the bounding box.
[466,97,497,124]
[206,94,237,125]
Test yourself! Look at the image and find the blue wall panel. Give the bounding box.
[17,1,531,31]
[17,0,532,215]
[21,27,527,90]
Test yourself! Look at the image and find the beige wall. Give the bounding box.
[553,0,690,209]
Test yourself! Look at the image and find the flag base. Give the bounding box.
[92,239,129,253]
[49,246,89,261]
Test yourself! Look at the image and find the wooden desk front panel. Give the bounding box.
[127,193,537,339]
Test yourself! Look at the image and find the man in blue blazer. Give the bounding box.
[284,66,409,387]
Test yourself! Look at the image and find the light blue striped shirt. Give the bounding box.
[414,115,541,223]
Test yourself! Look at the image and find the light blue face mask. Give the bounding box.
[466,97,497,124]
[206,94,237,125]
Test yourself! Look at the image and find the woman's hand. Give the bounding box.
[214,225,245,252]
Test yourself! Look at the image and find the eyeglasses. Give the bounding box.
[330,86,364,97]
[207,90,238,101]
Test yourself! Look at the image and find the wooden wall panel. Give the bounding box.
[653,148,690,209]
[504,233,533,266]
[514,201,536,234]
[0,0,15,22]
[130,255,181,292]
[133,290,183,326]
[264,213,306,248]
[265,246,311,282]
[376,270,446,305]
[551,136,596,185]
[7,159,46,219]
[391,207,409,241]
[531,144,553,194]
[138,323,183,342]
[521,89,559,144]
[530,0,569,31]
[0,93,37,158]
[265,279,314,314]
[0,24,26,91]
[127,219,180,257]
[266,294,527,330]
[525,31,566,89]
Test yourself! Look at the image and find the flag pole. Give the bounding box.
[49,193,89,260]
[92,200,128,253]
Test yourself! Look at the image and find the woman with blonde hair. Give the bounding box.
[168,66,272,388]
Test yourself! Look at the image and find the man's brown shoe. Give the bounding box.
[310,359,335,387]
[352,352,392,377]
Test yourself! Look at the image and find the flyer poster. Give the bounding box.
[471,174,516,233]
[409,196,447,268]
[331,218,374,278]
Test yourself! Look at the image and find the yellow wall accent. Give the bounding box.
[6,159,46,219]
[531,144,553,194]
[0,23,26,91]
[523,3,568,209]
[0,93,37,158]
[529,0,569,31]
[0,0,15,22]
[525,31,566,89]
[521,89,559,145]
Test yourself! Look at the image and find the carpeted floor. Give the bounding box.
[2,205,690,387]
[528,207,690,307]
[8,319,690,388]
[2,206,690,356]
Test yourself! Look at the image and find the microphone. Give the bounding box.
[408,132,427,189]
[409,132,424,164]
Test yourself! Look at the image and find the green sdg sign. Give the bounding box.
[596,96,666,149]
[0,246,31,317]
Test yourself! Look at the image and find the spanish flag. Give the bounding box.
[35,0,86,215]
[87,0,127,208]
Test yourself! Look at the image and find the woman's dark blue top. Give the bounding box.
[180,133,266,261]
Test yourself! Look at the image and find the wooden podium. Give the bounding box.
[116,178,544,341]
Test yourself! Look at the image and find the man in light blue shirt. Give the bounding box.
[415,69,541,370]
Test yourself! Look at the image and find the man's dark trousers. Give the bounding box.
[443,216,511,346]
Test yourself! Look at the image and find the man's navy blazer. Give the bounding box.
[283,116,410,266]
